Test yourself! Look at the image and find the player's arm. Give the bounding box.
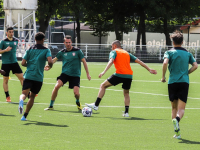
[188,62,198,74]
[161,58,169,82]
[99,58,114,78]
[0,46,12,54]
[135,59,157,74]
[81,58,91,80]
[21,59,27,67]
[44,57,57,71]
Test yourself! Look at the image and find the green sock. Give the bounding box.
[76,99,80,106]
[50,100,55,107]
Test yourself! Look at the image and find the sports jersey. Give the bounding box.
[56,47,85,77]
[163,47,196,84]
[109,48,137,79]
[23,44,52,82]
[0,37,18,64]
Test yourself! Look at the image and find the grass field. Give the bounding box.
[0,62,200,150]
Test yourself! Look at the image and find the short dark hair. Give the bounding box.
[63,35,72,42]
[7,27,14,32]
[35,32,45,41]
[170,30,183,45]
[112,40,121,48]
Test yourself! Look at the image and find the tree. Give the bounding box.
[36,0,68,33]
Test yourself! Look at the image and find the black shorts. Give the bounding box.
[23,79,43,94]
[57,73,80,89]
[168,82,189,103]
[107,74,132,90]
[1,63,23,77]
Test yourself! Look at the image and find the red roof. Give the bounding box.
[180,19,200,30]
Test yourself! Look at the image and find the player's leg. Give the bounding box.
[73,86,82,110]
[15,73,24,86]
[86,80,112,110]
[2,64,11,102]
[21,80,42,120]
[21,92,36,121]
[122,78,132,117]
[19,89,30,114]
[3,76,10,102]
[123,89,130,117]
[44,79,63,110]
[177,99,186,120]
[69,76,82,110]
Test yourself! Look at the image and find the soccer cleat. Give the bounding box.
[21,116,27,121]
[44,107,54,111]
[6,96,11,102]
[18,100,24,114]
[172,118,181,136]
[85,103,99,111]
[76,102,82,110]
[173,134,181,139]
[123,112,129,117]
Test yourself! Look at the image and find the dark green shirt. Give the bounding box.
[56,47,85,77]
[163,47,196,84]
[0,37,18,64]
[23,44,52,82]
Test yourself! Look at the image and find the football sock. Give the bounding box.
[5,91,9,97]
[95,97,101,106]
[176,116,180,123]
[49,100,55,107]
[125,106,129,113]
[76,99,80,107]
[24,113,28,118]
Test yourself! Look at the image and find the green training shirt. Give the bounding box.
[0,37,18,64]
[163,47,196,84]
[56,47,85,77]
[23,44,52,82]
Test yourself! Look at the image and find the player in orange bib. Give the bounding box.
[86,40,157,117]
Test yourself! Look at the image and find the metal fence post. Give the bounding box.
[159,46,162,60]
[85,44,88,59]
[195,46,197,60]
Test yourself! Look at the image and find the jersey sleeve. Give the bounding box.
[129,53,137,61]
[163,51,169,59]
[23,50,28,60]
[46,49,52,58]
[56,51,62,59]
[109,50,117,60]
[79,49,85,60]
[189,53,196,64]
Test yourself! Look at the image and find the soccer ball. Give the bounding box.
[82,107,92,117]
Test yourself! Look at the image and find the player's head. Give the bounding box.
[170,30,183,45]
[111,40,122,50]
[64,35,73,50]
[6,27,14,38]
[35,32,45,44]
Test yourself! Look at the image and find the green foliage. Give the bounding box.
[49,20,55,26]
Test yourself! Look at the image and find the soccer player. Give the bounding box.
[0,27,24,102]
[19,32,53,121]
[44,35,91,111]
[86,40,157,117]
[161,30,198,139]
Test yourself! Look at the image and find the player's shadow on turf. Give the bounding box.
[23,121,68,127]
[179,138,200,144]
[9,102,27,105]
[0,113,15,117]
[125,117,164,120]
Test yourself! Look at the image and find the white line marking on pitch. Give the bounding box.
[0,101,199,110]
[1,78,200,100]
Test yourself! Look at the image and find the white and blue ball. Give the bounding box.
[82,107,92,117]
